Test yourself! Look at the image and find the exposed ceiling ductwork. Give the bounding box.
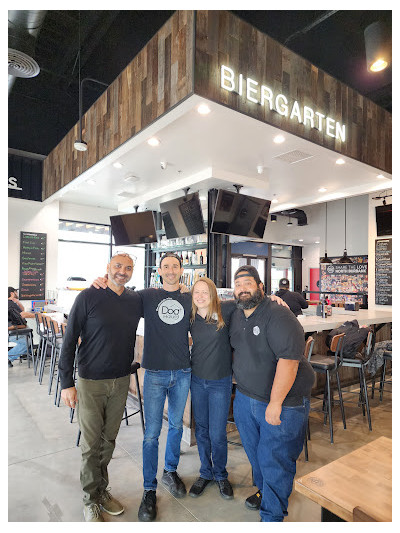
[273,208,308,226]
[8,10,47,94]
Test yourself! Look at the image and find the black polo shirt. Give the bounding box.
[139,288,192,370]
[190,300,236,380]
[230,297,315,406]
[58,286,142,389]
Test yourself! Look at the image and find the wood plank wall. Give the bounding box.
[194,11,392,174]
[42,10,194,201]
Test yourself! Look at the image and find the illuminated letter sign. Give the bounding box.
[219,65,346,142]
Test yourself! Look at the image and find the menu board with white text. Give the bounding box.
[19,231,46,300]
[375,238,392,305]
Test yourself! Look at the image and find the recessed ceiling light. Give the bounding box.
[336,158,345,165]
[299,239,304,242]
[147,137,160,147]
[377,174,385,179]
[197,103,211,115]
[272,195,278,203]
[273,134,285,144]
[315,241,320,244]
[113,162,123,169]
[257,165,263,174]
[124,175,140,182]
[318,187,327,192]
[86,179,96,185]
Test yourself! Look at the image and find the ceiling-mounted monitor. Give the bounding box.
[160,192,205,239]
[375,204,392,236]
[110,211,158,245]
[211,189,271,238]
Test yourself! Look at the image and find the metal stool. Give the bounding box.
[308,333,346,444]
[75,361,145,446]
[371,351,392,401]
[340,330,374,431]
[48,319,64,395]
[303,336,314,461]
[34,313,46,375]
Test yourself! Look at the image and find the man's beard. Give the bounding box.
[235,288,264,310]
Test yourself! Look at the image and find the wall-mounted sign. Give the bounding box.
[375,238,392,305]
[220,65,346,142]
[320,256,368,305]
[8,176,23,191]
[19,231,46,300]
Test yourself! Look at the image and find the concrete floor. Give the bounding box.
[8,360,392,522]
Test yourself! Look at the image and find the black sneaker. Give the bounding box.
[161,470,186,498]
[245,490,262,510]
[217,479,234,500]
[138,490,157,522]
[189,477,213,497]
[8,360,13,368]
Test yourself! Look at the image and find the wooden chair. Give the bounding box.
[307,333,346,444]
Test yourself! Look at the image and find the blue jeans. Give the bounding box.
[142,368,191,490]
[8,335,28,360]
[191,374,232,481]
[233,389,310,522]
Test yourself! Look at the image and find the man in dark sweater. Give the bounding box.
[58,253,142,522]
[275,278,308,317]
[230,266,314,522]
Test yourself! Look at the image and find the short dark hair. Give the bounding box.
[234,265,262,285]
[159,252,182,268]
[8,286,17,297]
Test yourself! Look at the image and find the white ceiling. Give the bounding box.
[51,94,392,216]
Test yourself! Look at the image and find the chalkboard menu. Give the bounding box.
[19,232,46,300]
[375,238,392,305]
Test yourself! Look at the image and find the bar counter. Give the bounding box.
[298,308,392,333]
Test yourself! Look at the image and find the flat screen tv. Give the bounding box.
[211,189,271,238]
[160,192,205,239]
[376,204,392,236]
[110,211,158,245]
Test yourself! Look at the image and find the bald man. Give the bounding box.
[58,253,142,522]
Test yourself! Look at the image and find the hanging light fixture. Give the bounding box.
[320,202,332,264]
[74,13,87,151]
[364,21,391,73]
[338,198,353,264]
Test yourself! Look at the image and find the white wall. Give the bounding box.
[8,197,60,305]
[59,201,120,224]
[368,193,392,311]
[301,243,320,289]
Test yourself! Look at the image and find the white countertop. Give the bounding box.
[297,308,392,333]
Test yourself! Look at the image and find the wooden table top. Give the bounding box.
[295,436,392,522]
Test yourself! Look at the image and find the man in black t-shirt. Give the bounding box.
[229,266,314,522]
[275,278,308,317]
[94,252,192,522]
[58,253,142,522]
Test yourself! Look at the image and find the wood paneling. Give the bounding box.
[194,11,392,174]
[43,11,194,200]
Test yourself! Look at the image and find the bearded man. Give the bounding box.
[229,265,315,523]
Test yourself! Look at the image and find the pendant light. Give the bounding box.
[364,21,391,73]
[320,202,332,264]
[338,198,353,264]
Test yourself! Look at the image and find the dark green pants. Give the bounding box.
[77,375,130,504]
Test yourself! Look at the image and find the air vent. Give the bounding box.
[117,191,137,198]
[273,150,314,164]
[8,48,40,78]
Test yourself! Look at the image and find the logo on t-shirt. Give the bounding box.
[253,325,260,336]
[157,298,185,325]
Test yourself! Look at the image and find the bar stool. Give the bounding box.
[303,336,314,461]
[48,319,64,395]
[8,327,35,368]
[38,314,52,384]
[340,330,374,431]
[307,333,346,444]
[75,361,145,446]
[34,313,45,375]
[371,351,392,401]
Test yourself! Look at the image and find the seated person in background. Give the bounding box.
[275,278,308,317]
[8,287,35,319]
[8,297,29,367]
